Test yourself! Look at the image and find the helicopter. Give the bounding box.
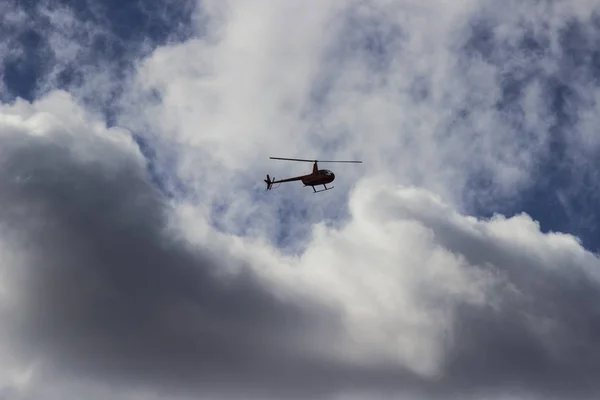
[264,157,362,193]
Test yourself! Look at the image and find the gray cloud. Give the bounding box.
[3,117,600,400]
[377,192,600,399]
[4,0,600,399]
[0,124,363,399]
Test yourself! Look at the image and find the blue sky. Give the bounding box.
[0,0,197,208]
[1,0,195,111]
[4,0,600,252]
[3,1,600,400]
[462,13,600,252]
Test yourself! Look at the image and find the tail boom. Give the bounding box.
[264,174,305,190]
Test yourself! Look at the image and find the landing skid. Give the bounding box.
[311,184,334,193]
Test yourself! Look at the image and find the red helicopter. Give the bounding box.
[264,157,362,193]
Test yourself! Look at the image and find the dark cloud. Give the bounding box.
[3,120,600,399]
[389,197,600,400]
[4,1,600,398]
[0,127,361,399]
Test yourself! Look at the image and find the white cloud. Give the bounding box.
[2,89,600,399]
[3,0,600,399]
[119,0,600,235]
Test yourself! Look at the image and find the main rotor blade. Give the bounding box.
[270,157,317,162]
[269,157,362,163]
[317,160,363,163]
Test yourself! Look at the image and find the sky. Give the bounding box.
[2,0,600,399]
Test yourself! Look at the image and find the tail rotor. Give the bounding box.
[264,174,274,190]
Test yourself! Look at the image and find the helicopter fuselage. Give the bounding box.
[301,169,335,186]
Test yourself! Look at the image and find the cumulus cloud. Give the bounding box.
[3,0,600,399]
[0,92,346,399]
[2,92,600,400]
